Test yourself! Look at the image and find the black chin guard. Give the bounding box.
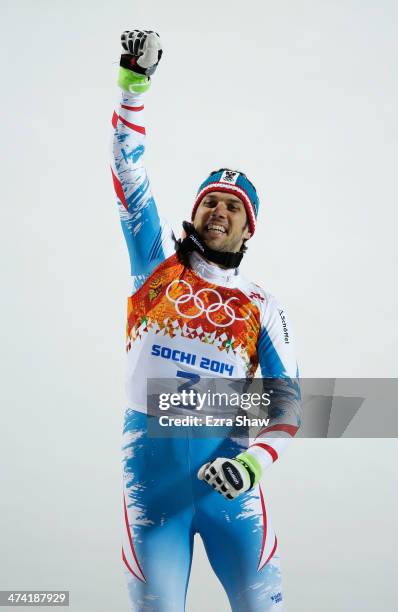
[176,222,244,269]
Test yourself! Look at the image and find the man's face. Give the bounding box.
[193,191,252,253]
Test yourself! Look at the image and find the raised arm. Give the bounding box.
[110,31,175,290]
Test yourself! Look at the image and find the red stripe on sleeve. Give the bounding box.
[250,443,278,463]
[111,167,128,210]
[119,115,146,135]
[121,104,144,112]
[256,424,299,439]
[112,111,119,128]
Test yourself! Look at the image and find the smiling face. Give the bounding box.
[193,191,252,253]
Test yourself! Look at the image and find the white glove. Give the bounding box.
[197,457,253,500]
[121,30,163,76]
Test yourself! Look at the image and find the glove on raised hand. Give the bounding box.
[118,30,163,94]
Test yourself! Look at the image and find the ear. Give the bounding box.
[242,225,252,241]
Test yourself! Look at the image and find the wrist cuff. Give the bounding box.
[236,452,262,487]
[118,67,150,94]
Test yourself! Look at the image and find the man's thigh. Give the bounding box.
[196,483,284,611]
[122,409,195,611]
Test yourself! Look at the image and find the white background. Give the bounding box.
[1,0,398,610]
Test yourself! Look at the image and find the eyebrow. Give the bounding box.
[205,195,242,205]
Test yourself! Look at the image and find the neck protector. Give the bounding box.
[176,222,244,269]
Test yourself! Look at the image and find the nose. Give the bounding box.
[211,201,227,218]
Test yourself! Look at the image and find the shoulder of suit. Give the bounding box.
[237,274,277,310]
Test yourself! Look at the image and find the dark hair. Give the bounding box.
[209,168,256,253]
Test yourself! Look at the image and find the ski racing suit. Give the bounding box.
[111,90,301,612]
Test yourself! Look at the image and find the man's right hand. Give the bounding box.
[118,30,162,94]
[121,30,163,77]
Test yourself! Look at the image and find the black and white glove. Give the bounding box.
[120,30,163,77]
[198,457,255,500]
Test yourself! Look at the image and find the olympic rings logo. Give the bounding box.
[165,279,250,327]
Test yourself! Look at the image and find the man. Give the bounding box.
[111,30,301,612]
